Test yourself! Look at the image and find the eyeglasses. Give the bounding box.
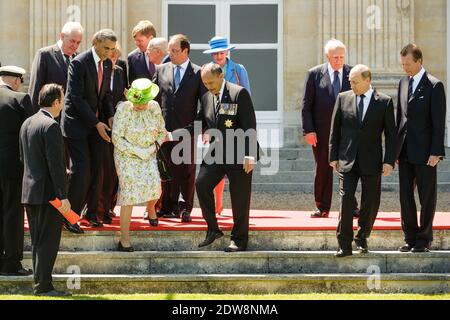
[18,76,24,84]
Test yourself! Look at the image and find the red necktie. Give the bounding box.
[97,60,103,94]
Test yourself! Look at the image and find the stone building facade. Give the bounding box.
[0,0,447,148]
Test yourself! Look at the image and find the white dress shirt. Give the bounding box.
[40,108,54,119]
[410,67,426,94]
[328,64,343,87]
[356,86,374,121]
[91,47,102,73]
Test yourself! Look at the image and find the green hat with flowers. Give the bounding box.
[127,78,159,105]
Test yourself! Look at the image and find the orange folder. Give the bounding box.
[49,198,80,224]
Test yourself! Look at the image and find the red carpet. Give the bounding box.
[25,208,450,231]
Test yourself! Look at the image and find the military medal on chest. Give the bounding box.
[224,119,233,128]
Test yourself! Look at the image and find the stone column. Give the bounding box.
[29,0,128,67]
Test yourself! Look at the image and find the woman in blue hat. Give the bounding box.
[203,36,252,215]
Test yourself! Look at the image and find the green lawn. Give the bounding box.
[0,293,449,300]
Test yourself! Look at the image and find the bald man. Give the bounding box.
[329,65,396,257]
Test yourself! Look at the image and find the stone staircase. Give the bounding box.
[1,229,449,295]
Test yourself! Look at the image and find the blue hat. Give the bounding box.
[203,36,236,54]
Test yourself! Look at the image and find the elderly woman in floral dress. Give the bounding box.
[112,78,168,251]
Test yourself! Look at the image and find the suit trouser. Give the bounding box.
[337,163,381,251]
[25,204,62,294]
[398,159,437,246]
[196,163,252,249]
[161,139,196,214]
[92,142,118,220]
[0,177,24,273]
[66,130,107,219]
[312,131,358,212]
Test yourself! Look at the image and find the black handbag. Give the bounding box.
[155,141,172,182]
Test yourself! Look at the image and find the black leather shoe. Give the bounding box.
[1,267,33,276]
[63,220,84,234]
[310,210,329,218]
[35,290,72,297]
[334,249,353,258]
[163,212,180,219]
[352,208,361,218]
[117,241,134,252]
[107,209,116,218]
[399,243,414,252]
[224,240,247,252]
[102,215,113,225]
[149,217,159,227]
[411,245,430,253]
[181,210,192,223]
[355,240,368,253]
[198,230,224,248]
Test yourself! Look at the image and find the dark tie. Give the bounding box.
[174,66,181,90]
[214,94,221,123]
[358,94,365,124]
[332,70,341,99]
[148,61,156,77]
[408,77,414,100]
[97,60,103,95]
[63,54,71,68]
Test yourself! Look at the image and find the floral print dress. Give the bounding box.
[112,101,167,206]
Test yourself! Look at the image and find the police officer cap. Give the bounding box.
[0,66,26,78]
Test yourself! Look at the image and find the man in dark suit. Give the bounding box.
[196,63,259,252]
[29,22,84,112]
[396,44,447,253]
[20,84,71,296]
[61,29,117,228]
[128,20,157,84]
[329,65,396,257]
[153,34,207,222]
[0,66,33,276]
[28,22,84,234]
[302,39,358,218]
[96,44,128,224]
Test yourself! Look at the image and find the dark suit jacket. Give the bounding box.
[329,89,396,175]
[199,81,260,163]
[0,85,33,178]
[29,44,74,112]
[128,48,155,84]
[396,72,446,164]
[302,63,352,136]
[61,49,114,139]
[153,60,207,134]
[117,59,129,88]
[111,65,127,113]
[20,110,67,205]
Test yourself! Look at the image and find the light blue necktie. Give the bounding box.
[174,65,181,90]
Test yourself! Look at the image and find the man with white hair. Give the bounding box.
[302,39,359,219]
[329,64,396,257]
[147,37,170,65]
[28,22,84,234]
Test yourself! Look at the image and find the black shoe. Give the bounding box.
[198,230,224,248]
[117,241,134,252]
[0,267,33,276]
[156,210,166,218]
[107,209,117,218]
[35,290,72,297]
[334,249,353,258]
[310,210,329,218]
[63,220,84,234]
[411,245,430,253]
[352,208,361,218]
[163,212,180,219]
[224,240,247,252]
[89,219,103,228]
[102,215,113,225]
[399,243,414,252]
[181,211,192,223]
[149,217,159,227]
[355,240,369,253]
